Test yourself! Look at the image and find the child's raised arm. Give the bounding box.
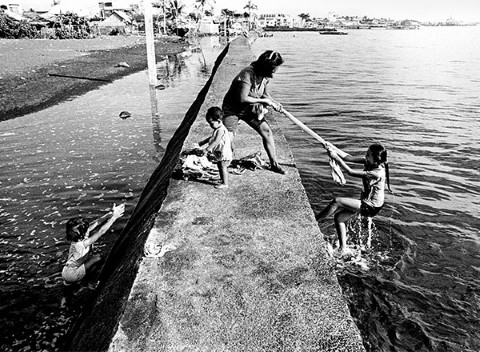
[344,154,366,164]
[327,149,365,178]
[324,142,364,164]
[83,204,125,247]
[88,211,112,232]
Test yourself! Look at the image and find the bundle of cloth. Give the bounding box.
[280,108,347,186]
[325,142,347,186]
[176,149,268,182]
[177,153,219,182]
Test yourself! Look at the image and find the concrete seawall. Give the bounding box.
[66,37,365,351]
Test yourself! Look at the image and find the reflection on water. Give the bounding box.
[0,37,224,351]
[149,84,161,155]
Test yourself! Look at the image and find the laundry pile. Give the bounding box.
[175,153,220,182]
[229,151,267,173]
[173,149,268,182]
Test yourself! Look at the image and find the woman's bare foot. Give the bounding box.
[269,164,285,175]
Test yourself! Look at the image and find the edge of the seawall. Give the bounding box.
[66,35,366,352]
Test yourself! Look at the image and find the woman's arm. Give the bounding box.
[238,82,280,110]
[261,91,282,111]
[83,204,125,247]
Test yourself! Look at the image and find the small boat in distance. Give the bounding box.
[319,28,348,35]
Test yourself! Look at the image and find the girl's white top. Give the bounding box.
[65,241,90,269]
[362,165,386,208]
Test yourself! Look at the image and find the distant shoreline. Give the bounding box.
[264,27,318,32]
[264,24,478,32]
[0,36,189,121]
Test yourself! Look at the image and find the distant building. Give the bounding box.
[198,17,219,34]
[97,10,135,34]
[0,2,26,20]
[48,0,100,18]
[445,17,459,26]
[327,12,337,22]
[222,11,251,32]
[0,2,22,14]
[99,1,131,19]
[17,0,50,14]
[258,13,296,28]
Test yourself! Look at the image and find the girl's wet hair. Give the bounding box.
[369,143,387,164]
[206,106,224,122]
[369,143,392,192]
[66,217,89,242]
[252,50,284,77]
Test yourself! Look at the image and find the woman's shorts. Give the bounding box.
[223,104,267,133]
[62,264,86,284]
[223,114,240,133]
[360,201,383,217]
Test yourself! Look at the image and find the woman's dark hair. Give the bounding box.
[252,50,284,78]
[66,217,89,242]
[206,106,224,122]
[369,143,392,192]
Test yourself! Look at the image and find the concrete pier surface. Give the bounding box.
[66,37,365,351]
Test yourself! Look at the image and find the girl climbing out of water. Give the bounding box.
[316,143,391,257]
[198,106,233,189]
[62,203,125,286]
[222,50,285,174]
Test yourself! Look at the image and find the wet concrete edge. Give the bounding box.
[107,36,366,352]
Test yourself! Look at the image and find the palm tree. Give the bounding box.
[195,0,215,25]
[220,8,234,35]
[243,0,257,31]
[150,0,186,35]
[166,0,185,21]
[162,1,169,34]
[298,13,310,28]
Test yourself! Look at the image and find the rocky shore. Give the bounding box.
[0,35,190,121]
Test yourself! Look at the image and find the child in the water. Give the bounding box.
[62,203,125,286]
[316,143,391,256]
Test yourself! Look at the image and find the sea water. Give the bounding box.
[2,29,479,351]
[0,36,223,351]
[252,26,480,351]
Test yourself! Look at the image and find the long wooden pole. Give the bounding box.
[144,1,161,148]
[280,108,327,147]
[280,108,348,185]
[162,0,166,35]
[143,0,157,86]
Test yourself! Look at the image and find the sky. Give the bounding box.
[16,0,480,22]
